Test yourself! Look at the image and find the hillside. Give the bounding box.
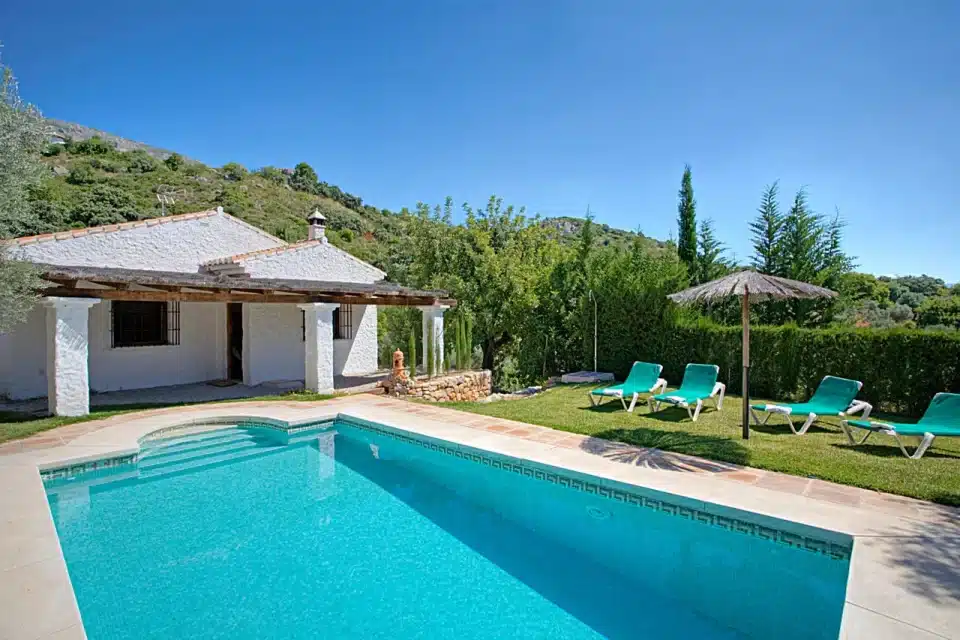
[27,126,413,277]
[15,123,960,332]
[542,216,666,251]
[24,121,663,277]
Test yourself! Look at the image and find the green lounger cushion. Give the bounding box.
[752,376,862,416]
[652,363,719,404]
[848,393,960,436]
[591,361,663,397]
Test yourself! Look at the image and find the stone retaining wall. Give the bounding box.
[381,370,492,402]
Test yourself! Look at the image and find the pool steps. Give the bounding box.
[139,429,260,462]
[138,429,282,479]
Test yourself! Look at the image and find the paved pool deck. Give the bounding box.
[1,394,958,639]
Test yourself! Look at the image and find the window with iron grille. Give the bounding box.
[111,301,180,348]
[334,304,353,340]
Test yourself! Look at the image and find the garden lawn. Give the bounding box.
[449,384,960,506]
[0,391,334,445]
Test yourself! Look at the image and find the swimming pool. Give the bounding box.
[45,419,851,639]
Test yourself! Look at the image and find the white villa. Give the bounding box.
[0,208,452,416]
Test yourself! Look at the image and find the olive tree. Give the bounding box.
[0,53,46,332]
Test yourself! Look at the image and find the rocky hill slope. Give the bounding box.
[46,119,179,159]
[25,122,663,278]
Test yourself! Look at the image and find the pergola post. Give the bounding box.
[419,305,448,375]
[299,302,340,393]
[42,297,101,416]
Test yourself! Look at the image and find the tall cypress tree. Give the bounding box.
[676,164,697,270]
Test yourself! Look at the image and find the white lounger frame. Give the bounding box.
[750,400,873,435]
[649,382,726,422]
[589,378,668,413]
[839,420,937,460]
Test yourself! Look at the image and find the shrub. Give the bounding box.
[164,152,184,171]
[66,164,98,185]
[221,162,248,181]
[127,151,159,173]
[71,136,113,155]
[290,162,318,193]
[255,165,287,185]
[90,157,122,173]
[69,184,141,227]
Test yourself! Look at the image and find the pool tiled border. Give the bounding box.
[39,454,137,482]
[1,394,957,640]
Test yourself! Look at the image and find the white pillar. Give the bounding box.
[43,297,101,416]
[298,303,339,393]
[419,305,448,374]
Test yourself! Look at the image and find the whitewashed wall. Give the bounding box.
[0,305,48,400]
[242,242,385,283]
[0,301,227,399]
[88,302,226,392]
[334,305,378,375]
[13,213,281,272]
[242,304,305,386]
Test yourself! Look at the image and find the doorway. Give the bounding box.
[227,303,243,381]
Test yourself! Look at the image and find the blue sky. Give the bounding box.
[2,1,957,280]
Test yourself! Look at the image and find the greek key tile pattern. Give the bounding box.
[337,416,852,561]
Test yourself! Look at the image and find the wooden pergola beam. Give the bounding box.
[40,287,451,307]
[34,263,456,307]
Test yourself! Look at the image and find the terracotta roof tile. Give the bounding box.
[203,240,322,266]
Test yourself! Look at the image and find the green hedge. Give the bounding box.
[599,324,960,417]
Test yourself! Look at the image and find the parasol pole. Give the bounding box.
[741,286,751,439]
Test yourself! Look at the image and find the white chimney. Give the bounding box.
[307,209,327,242]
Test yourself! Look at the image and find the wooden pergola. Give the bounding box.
[36,263,456,307]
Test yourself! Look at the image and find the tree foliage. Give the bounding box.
[749,182,784,276]
[220,162,248,181]
[164,152,184,171]
[695,218,731,284]
[407,196,562,385]
[748,185,853,325]
[0,53,44,332]
[290,162,318,193]
[676,164,697,269]
[915,295,960,330]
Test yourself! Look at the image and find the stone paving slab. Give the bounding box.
[1,394,958,640]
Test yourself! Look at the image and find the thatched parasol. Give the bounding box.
[668,270,837,439]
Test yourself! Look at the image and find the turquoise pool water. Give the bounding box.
[46,421,850,639]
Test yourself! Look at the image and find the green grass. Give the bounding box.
[448,385,960,506]
[0,392,334,445]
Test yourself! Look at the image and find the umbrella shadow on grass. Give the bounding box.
[748,420,839,436]
[585,402,716,424]
[585,426,750,469]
